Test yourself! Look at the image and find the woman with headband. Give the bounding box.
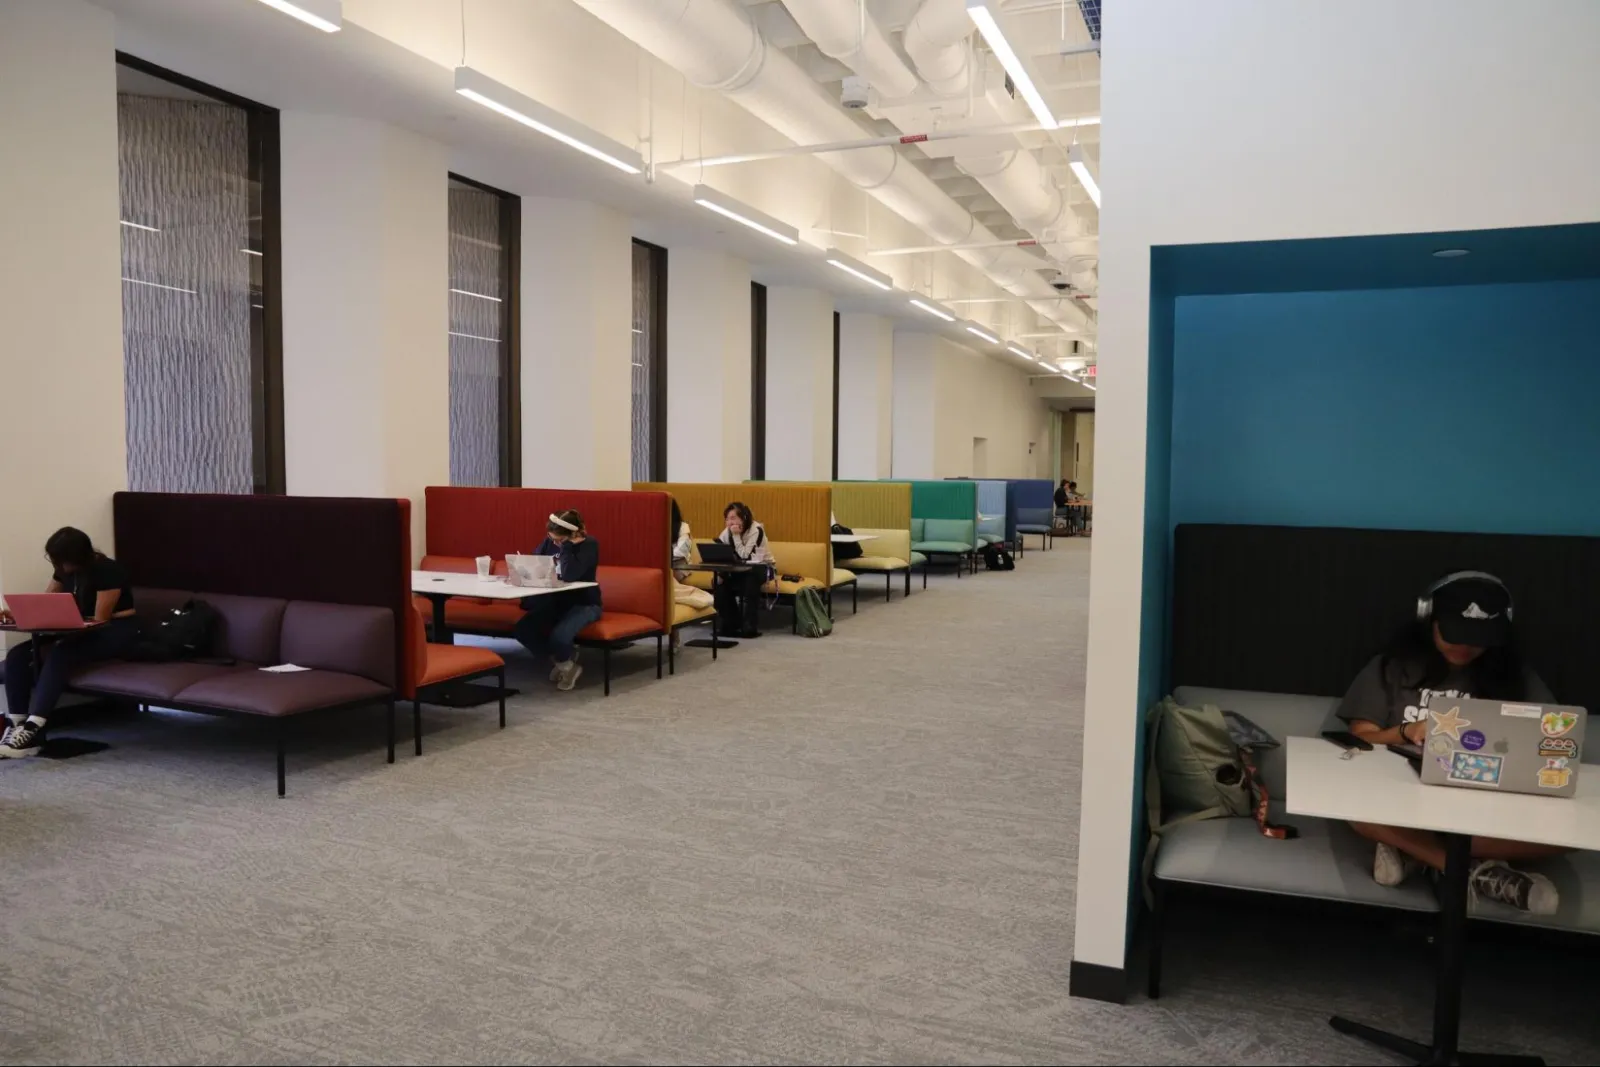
[511,510,602,691]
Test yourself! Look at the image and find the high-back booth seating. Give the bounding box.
[1146,523,1600,999]
[827,482,916,599]
[904,480,978,577]
[960,479,1015,555]
[1010,479,1057,552]
[43,493,413,797]
[639,482,849,623]
[422,487,673,695]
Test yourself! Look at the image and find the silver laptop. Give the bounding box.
[1420,697,1585,798]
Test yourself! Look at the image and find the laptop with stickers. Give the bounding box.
[1419,698,1586,798]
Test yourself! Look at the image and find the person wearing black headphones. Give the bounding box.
[1336,571,1565,913]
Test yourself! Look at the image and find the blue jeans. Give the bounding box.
[513,600,603,664]
[4,617,139,721]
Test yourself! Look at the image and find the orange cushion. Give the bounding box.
[597,565,665,625]
[444,599,523,633]
[418,642,504,687]
[578,612,660,642]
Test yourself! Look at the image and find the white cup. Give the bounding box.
[475,555,491,579]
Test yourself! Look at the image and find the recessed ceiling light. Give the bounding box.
[1432,248,1471,258]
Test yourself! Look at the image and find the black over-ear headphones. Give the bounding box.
[1416,571,1513,622]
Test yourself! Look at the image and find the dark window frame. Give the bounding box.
[116,51,285,494]
[632,238,669,482]
[751,281,768,480]
[831,310,841,481]
[448,172,522,487]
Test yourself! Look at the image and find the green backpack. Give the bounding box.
[1140,696,1292,903]
[793,586,833,638]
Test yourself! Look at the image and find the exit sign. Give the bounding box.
[1082,365,1097,378]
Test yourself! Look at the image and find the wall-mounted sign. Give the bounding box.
[1081,364,1097,378]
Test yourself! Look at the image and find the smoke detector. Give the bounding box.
[841,76,870,110]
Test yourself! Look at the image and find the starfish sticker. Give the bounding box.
[1430,705,1472,741]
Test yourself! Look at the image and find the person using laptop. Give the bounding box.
[714,501,772,638]
[511,510,601,692]
[1336,571,1565,914]
[1,527,139,757]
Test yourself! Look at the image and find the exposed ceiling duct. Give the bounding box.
[903,0,973,96]
[780,0,920,100]
[571,0,1090,337]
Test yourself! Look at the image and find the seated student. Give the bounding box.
[1338,571,1563,914]
[714,501,772,638]
[667,500,710,651]
[1,527,139,757]
[511,510,602,692]
[1065,480,1086,534]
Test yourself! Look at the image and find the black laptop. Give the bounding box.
[697,542,740,564]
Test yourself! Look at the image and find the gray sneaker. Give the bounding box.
[554,660,583,692]
[1470,859,1558,915]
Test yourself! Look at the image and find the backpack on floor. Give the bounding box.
[793,586,833,638]
[1139,696,1294,905]
[982,544,1015,571]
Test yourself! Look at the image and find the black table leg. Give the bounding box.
[685,572,739,650]
[428,593,452,644]
[1330,832,1544,1066]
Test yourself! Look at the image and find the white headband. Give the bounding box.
[548,513,578,532]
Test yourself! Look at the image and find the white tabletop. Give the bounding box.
[410,570,597,600]
[830,533,878,544]
[1285,735,1600,852]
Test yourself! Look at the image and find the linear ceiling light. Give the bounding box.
[691,185,799,246]
[455,66,643,175]
[1007,344,1034,360]
[966,0,1057,130]
[451,287,502,303]
[965,324,1000,345]
[1069,144,1100,208]
[825,249,892,291]
[120,219,161,233]
[123,277,196,295]
[909,298,955,322]
[254,0,341,33]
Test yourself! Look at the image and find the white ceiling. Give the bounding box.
[95,0,1097,380]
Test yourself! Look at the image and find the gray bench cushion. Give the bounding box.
[1156,801,1440,912]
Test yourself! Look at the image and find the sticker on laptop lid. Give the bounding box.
[1448,751,1503,787]
[1500,704,1543,719]
[1538,757,1573,790]
[1541,711,1579,738]
[1428,736,1455,756]
[1460,729,1486,751]
[1539,737,1579,759]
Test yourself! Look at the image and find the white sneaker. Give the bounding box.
[1470,859,1559,916]
[1373,843,1418,887]
[549,661,563,682]
[554,659,583,692]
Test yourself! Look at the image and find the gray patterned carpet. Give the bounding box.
[3,539,1597,1064]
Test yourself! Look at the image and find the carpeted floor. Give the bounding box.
[2,539,1597,1064]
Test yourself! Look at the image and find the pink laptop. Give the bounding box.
[3,593,90,630]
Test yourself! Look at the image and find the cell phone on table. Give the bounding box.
[1321,729,1372,752]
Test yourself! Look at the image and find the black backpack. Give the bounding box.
[127,599,221,662]
[982,544,1015,571]
[830,523,864,560]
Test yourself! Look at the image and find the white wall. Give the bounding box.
[0,0,125,625]
[932,340,1052,479]
[667,247,751,482]
[280,113,449,558]
[519,199,633,490]
[836,313,894,480]
[890,331,937,479]
[1076,0,1600,982]
[764,287,835,480]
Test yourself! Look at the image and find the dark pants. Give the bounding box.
[512,598,603,663]
[4,618,139,721]
[713,569,766,634]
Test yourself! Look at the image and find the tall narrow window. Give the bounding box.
[631,240,668,482]
[751,282,768,480]
[448,175,520,487]
[116,55,282,493]
[831,310,841,481]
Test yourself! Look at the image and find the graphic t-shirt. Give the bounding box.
[1336,653,1554,731]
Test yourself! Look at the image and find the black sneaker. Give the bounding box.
[1,719,46,758]
[1470,859,1558,915]
[0,721,17,749]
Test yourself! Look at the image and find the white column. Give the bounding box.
[891,331,937,479]
[519,199,632,490]
[835,313,894,479]
[667,247,751,481]
[279,113,449,558]
[0,0,124,615]
[764,287,835,480]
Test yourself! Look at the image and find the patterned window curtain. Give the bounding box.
[118,87,255,494]
[448,180,506,487]
[631,241,658,483]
